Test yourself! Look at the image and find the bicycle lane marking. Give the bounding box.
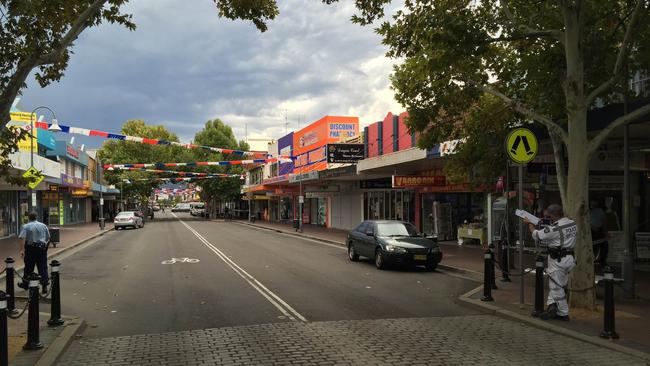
[174,215,308,323]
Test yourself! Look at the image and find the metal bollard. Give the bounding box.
[500,241,511,282]
[23,273,43,350]
[600,267,619,339]
[531,255,545,317]
[481,248,494,302]
[47,260,64,327]
[0,291,8,366]
[4,258,14,313]
[489,244,498,290]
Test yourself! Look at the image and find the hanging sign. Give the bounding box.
[23,167,44,189]
[326,143,364,163]
[505,128,538,164]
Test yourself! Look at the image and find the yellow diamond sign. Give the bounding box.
[505,128,538,164]
[23,166,44,189]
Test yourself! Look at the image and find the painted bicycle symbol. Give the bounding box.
[161,257,200,264]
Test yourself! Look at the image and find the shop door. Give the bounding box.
[317,198,327,227]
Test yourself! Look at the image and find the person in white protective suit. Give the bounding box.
[524,204,576,321]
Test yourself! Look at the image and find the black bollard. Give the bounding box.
[0,291,8,366]
[489,244,498,290]
[600,267,619,340]
[23,273,43,350]
[47,260,64,327]
[531,255,545,317]
[4,258,14,313]
[481,248,494,302]
[500,241,511,282]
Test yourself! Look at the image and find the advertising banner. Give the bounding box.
[278,132,294,175]
[326,143,364,163]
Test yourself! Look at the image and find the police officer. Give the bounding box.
[524,204,577,321]
[18,211,51,294]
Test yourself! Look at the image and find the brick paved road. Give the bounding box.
[58,315,646,366]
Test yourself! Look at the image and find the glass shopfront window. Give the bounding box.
[0,191,18,237]
[363,190,415,224]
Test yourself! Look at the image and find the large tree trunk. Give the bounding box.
[565,110,596,309]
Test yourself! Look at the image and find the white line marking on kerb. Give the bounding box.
[174,215,307,322]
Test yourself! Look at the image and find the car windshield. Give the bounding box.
[192,203,204,209]
[116,212,134,217]
[376,222,418,237]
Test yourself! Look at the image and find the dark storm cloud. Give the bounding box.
[20,0,402,149]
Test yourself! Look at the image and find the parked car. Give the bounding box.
[190,202,205,217]
[347,220,442,271]
[171,203,191,213]
[114,211,144,230]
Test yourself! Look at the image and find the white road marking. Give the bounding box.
[173,214,307,322]
[161,257,200,264]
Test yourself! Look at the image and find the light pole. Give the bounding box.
[28,106,62,215]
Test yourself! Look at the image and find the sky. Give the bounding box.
[19,0,403,151]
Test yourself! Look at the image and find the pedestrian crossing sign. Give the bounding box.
[23,166,44,189]
[506,128,538,164]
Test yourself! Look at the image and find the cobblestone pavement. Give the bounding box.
[58,315,647,366]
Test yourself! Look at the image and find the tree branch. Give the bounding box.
[549,130,567,205]
[0,56,38,128]
[585,0,644,105]
[588,102,650,155]
[501,0,564,44]
[36,0,109,66]
[465,80,569,143]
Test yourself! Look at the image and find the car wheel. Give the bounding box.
[348,243,359,262]
[375,248,386,270]
[425,261,437,272]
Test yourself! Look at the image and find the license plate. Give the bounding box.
[414,254,427,261]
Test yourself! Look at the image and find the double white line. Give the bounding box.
[177,218,307,322]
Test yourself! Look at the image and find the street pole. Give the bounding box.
[299,177,303,232]
[28,106,58,217]
[622,121,635,298]
[518,164,524,305]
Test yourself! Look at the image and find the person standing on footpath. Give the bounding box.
[524,204,577,321]
[18,211,51,294]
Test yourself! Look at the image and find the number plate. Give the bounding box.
[414,254,427,261]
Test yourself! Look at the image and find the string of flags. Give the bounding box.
[124,175,236,183]
[30,121,284,158]
[104,158,285,170]
[107,167,243,178]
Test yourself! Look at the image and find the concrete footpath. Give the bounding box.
[235,219,650,360]
[2,222,112,364]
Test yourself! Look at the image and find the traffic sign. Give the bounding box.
[505,128,538,164]
[23,166,44,189]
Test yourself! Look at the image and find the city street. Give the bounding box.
[52,213,646,365]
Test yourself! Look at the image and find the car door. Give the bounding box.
[359,222,377,257]
[350,222,367,254]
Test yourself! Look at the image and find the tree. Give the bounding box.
[1,0,279,181]
[342,1,650,308]
[192,119,249,212]
[98,120,193,204]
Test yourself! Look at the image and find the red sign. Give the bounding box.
[66,145,80,159]
[392,175,446,188]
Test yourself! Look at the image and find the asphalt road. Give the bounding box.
[57,211,478,338]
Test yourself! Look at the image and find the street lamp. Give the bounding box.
[28,106,60,214]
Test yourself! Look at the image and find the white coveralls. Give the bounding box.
[532,217,577,316]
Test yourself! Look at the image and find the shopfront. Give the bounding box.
[0,191,18,238]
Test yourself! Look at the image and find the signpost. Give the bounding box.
[505,127,538,306]
[23,167,44,190]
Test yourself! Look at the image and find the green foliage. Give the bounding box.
[98,120,193,203]
[192,119,249,203]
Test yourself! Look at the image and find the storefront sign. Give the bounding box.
[319,165,357,179]
[59,200,64,225]
[289,171,319,183]
[326,144,364,163]
[328,123,357,139]
[427,138,465,158]
[306,192,332,198]
[61,173,85,188]
[392,175,446,188]
[72,188,89,197]
[360,178,392,189]
[66,145,80,159]
[263,175,290,185]
[278,133,294,175]
[49,184,58,191]
[294,146,327,170]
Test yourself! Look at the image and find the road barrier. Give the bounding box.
[531,255,545,317]
[489,244,498,290]
[0,257,66,360]
[600,267,619,339]
[481,247,495,302]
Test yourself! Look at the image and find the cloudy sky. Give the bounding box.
[20,0,403,151]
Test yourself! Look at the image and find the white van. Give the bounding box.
[189,202,206,217]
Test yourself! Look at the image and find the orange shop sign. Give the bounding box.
[392,175,446,188]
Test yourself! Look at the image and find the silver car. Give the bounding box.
[114,211,144,230]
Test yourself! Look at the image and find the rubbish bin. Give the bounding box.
[49,227,60,248]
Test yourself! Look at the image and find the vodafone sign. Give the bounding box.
[392,175,446,188]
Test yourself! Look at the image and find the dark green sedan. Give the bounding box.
[347,220,442,271]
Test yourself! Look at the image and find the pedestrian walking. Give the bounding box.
[524,204,577,321]
[18,211,51,294]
